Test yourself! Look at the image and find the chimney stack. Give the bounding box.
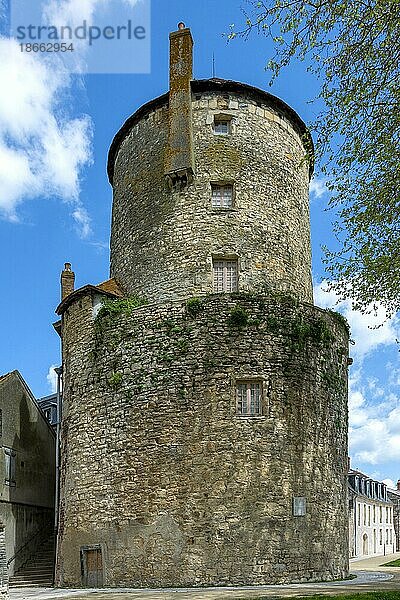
[61,263,75,301]
[165,23,195,190]
[397,479,400,491]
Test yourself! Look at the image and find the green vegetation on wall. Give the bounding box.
[96,296,148,320]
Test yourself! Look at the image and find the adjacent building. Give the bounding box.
[348,469,396,558]
[37,394,58,430]
[0,371,55,576]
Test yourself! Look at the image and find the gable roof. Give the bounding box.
[0,370,56,437]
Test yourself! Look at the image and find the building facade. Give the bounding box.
[387,482,400,552]
[55,26,350,588]
[0,371,55,576]
[37,394,58,430]
[348,469,396,558]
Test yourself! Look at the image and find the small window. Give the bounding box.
[211,184,233,208]
[214,117,231,135]
[213,259,238,293]
[236,381,262,416]
[4,447,16,486]
[44,408,52,422]
[293,497,306,516]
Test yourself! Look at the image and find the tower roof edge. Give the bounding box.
[107,78,314,185]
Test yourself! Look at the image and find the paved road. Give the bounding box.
[9,552,400,600]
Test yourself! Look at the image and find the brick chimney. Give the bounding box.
[165,23,195,190]
[61,263,75,301]
[397,479,400,491]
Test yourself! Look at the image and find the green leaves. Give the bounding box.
[233,0,400,316]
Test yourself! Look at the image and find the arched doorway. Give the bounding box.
[363,533,369,555]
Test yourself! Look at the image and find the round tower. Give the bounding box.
[108,27,313,305]
[56,26,349,589]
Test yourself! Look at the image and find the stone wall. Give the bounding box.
[56,291,349,587]
[110,87,313,305]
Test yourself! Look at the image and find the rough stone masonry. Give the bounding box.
[55,25,350,588]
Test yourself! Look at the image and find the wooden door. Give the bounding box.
[81,547,103,587]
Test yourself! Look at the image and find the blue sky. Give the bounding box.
[1,0,399,487]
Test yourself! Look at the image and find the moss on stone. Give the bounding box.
[96,296,148,320]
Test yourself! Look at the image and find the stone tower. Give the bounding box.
[55,26,349,588]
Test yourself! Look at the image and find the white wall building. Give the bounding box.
[348,469,396,558]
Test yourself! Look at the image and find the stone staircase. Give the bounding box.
[8,536,55,588]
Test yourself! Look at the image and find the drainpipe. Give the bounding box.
[54,366,63,532]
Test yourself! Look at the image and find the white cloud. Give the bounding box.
[309,176,328,200]
[43,0,140,27]
[0,37,92,235]
[382,478,396,489]
[314,281,400,361]
[46,364,58,393]
[314,281,400,479]
[72,205,91,238]
[349,369,400,468]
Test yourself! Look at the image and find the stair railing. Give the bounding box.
[6,529,47,571]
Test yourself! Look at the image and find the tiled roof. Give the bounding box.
[349,468,374,479]
[96,278,124,296]
[56,278,124,315]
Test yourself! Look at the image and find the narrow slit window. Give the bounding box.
[211,184,233,208]
[236,381,262,416]
[213,259,238,292]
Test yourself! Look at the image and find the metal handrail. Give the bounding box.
[6,529,44,567]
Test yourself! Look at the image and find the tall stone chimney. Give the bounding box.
[165,23,195,190]
[61,263,75,301]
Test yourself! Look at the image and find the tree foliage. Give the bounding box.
[231,0,400,316]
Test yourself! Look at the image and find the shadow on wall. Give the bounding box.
[8,392,54,575]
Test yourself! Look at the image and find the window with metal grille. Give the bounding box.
[293,497,307,516]
[4,447,16,486]
[213,259,238,292]
[211,184,233,208]
[214,118,231,135]
[236,381,262,416]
